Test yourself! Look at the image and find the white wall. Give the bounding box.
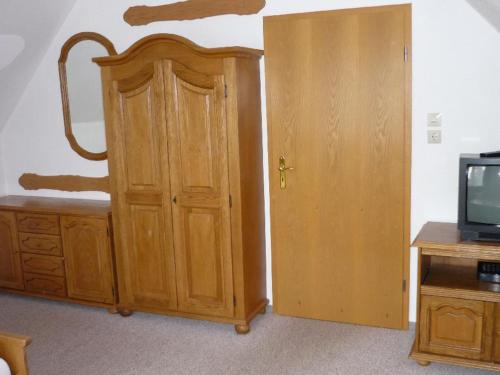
[2,0,500,322]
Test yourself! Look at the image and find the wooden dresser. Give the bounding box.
[411,222,500,371]
[0,196,117,311]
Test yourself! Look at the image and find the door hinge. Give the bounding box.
[229,194,233,208]
[224,84,228,98]
[404,45,408,63]
[233,296,237,306]
[402,279,407,292]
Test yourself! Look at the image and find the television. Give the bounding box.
[458,153,500,241]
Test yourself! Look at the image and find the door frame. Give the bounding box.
[264,4,412,329]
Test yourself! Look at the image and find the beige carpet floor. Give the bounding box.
[0,293,492,375]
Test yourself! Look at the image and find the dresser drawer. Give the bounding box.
[21,254,65,277]
[17,213,60,235]
[24,273,66,297]
[19,233,62,256]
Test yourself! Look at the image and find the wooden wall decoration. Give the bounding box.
[124,0,266,26]
[19,174,110,193]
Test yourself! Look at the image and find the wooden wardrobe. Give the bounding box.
[94,34,266,333]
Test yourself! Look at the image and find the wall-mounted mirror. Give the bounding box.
[59,32,116,161]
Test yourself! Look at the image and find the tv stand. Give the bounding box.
[410,222,500,372]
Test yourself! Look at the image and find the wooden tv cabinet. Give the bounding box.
[410,222,500,372]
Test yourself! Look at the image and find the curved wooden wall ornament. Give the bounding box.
[123,0,266,26]
[19,174,110,193]
[58,32,117,161]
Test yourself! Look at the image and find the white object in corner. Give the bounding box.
[0,358,11,375]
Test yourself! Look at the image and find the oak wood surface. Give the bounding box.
[0,212,24,290]
[0,196,117,310]
[98,34,266,330]
[61,216,115,304]
[411,222,500,371]
[0,332,31,375]
[58,32,116,161]
[20,253,65,277]
[165,64,234,318]
[0,196,111,217]
[124,0,266,26]
[264,4,411,330]
[419,296,493,361]
[16,213,60,235]
[19,174,110,193]
[18,233,63,257]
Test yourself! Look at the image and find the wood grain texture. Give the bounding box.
[411,222,500,371]
[58,32,116,161]
[0,196,117,310]
[24,272,66,297]
[264,4,411,330]
[165,64,234,318]
[108,60,179,312]
[16,213,60,235]
[19,173,110,193]
[0,211,24,290]
[0,331,31,375]
[21,253,65,277]
[97,34,266,330]
[419,296,493,361]
[61,216,115,304]
[124,0,266,26]
[19,233,63,257]
[410,341,500,372]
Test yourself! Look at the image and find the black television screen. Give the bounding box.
[467,165,500,225]
[458,154,500,241]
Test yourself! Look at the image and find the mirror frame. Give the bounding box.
[58,32,117,161]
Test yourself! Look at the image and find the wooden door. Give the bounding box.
[420,296,494,361]
[165,62,234,318]
[0,211,24,290]
[61,216,114,304]
[107,61,178,311]
[264,5,411,329]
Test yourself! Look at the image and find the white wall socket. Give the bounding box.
[428,129,442,144]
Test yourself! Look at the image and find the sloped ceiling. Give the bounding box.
[0,0,77,131]
[467,0,500,33]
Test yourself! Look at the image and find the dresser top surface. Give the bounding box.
[0,195,111,216]
[413,222,500,257]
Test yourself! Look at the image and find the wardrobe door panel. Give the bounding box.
[166,67,234,318]
[176,79,217,193]
[121,81,161,190]
[110,62,178,312]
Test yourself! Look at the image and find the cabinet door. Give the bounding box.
[165,63,234,318]
[419,296,494,361]
[61,216,114,304]
[0,211,24,290]
[107,61,178,311]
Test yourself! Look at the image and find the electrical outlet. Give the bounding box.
[428,129,442,144]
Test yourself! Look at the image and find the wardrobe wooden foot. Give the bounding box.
[235,324,250,335]
[118,309,133,317]
[107,307,119,314]
[416,360,430,367]
[259,305,267,315]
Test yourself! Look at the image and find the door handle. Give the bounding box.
[279,156,294,190]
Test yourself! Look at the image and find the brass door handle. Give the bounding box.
[279,156,294,190]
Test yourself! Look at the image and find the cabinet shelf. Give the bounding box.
[422,263,500,303]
